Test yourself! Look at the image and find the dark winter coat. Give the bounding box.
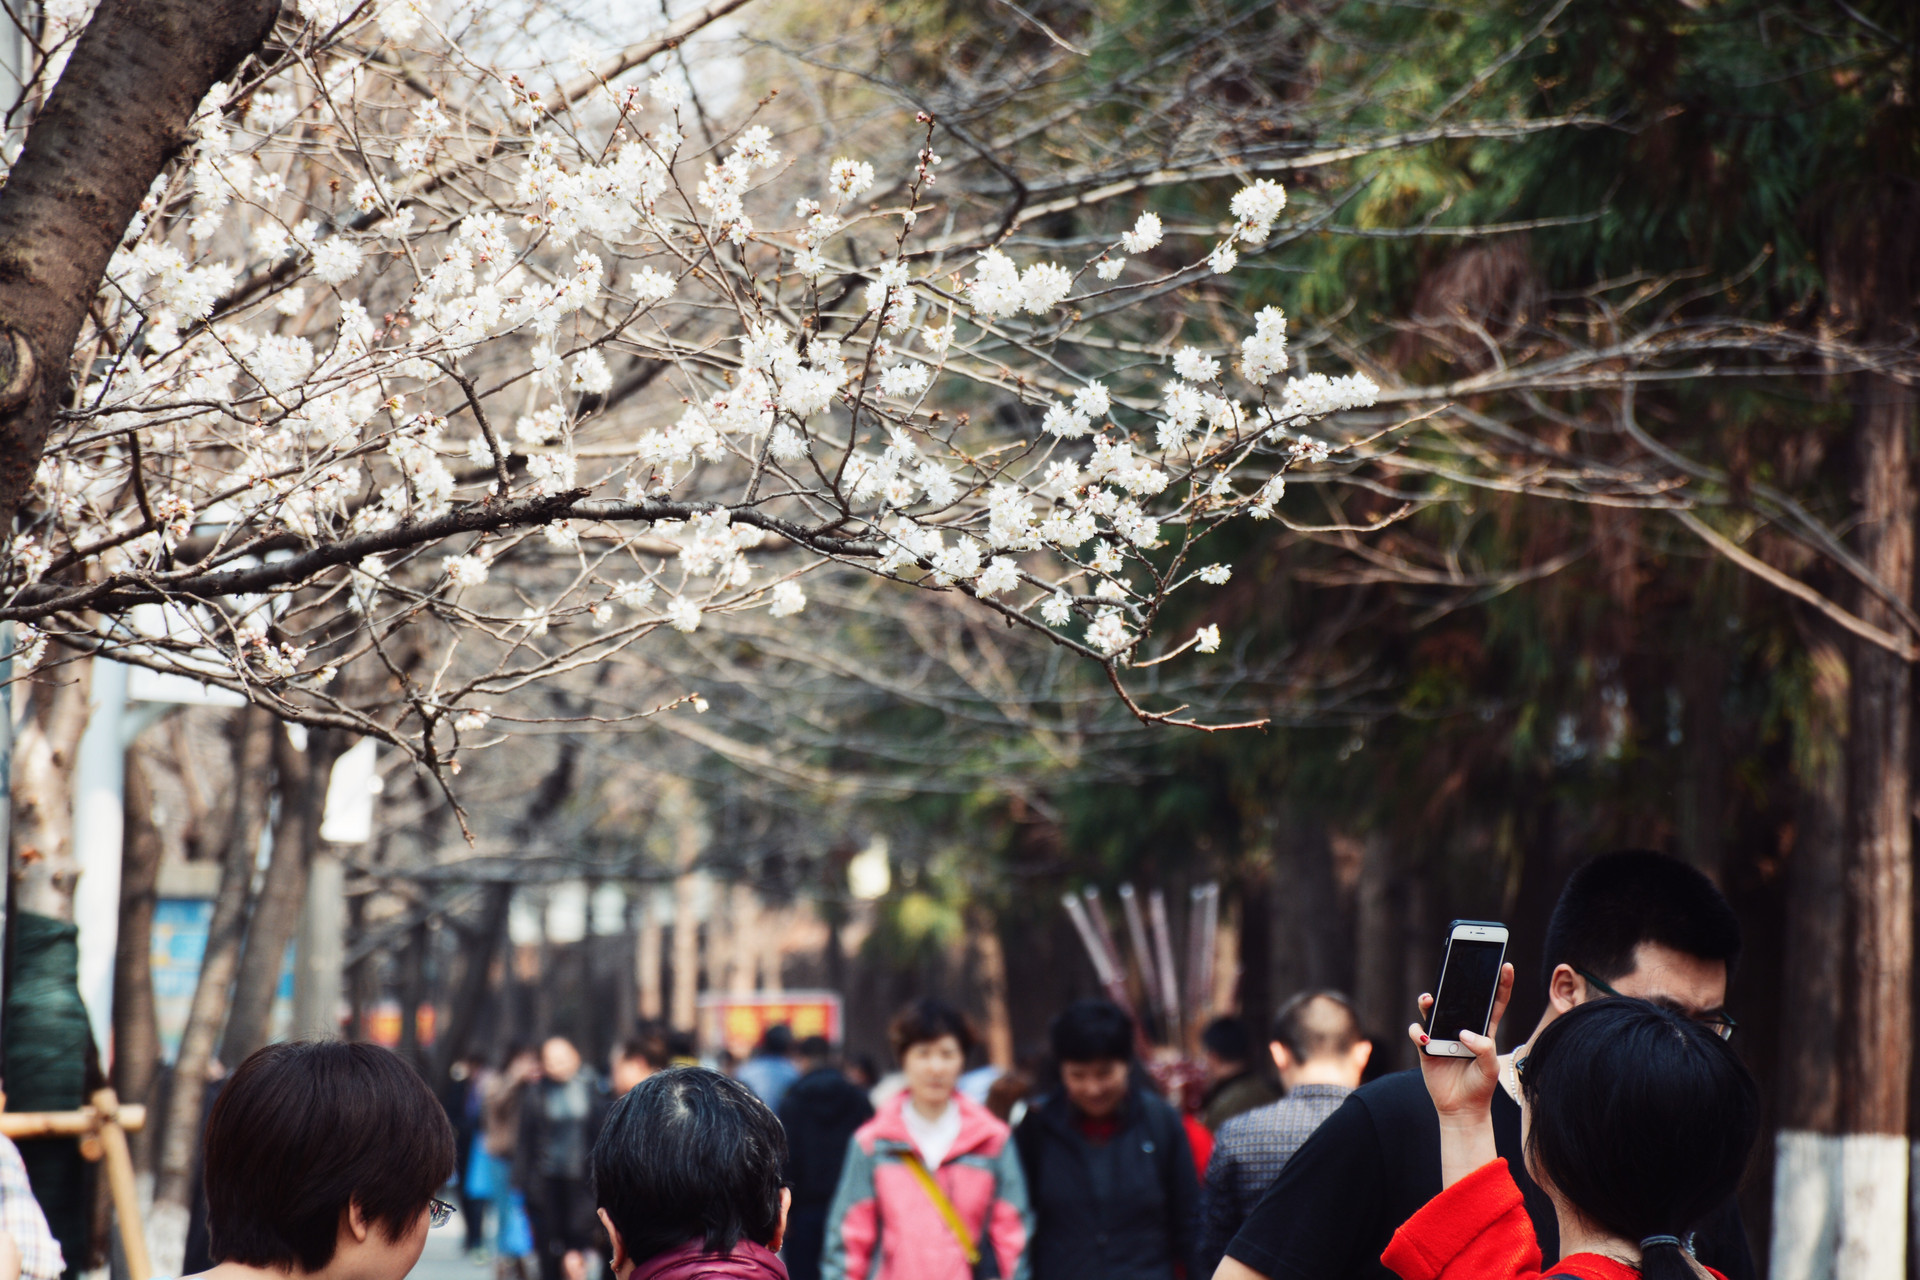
[777,1067,875,1280]
[1013,1087,1200,1280]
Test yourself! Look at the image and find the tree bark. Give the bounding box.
[1838,372,1914,1280]
[0,0,279,528]
[1769,624,1849,1280]
[149,704,274,1272]
[9,648,92,919]
[433,882,512,1088]
[1353,831,1399,1050]
[397,919,428,1067]
[219,726,341,1066]
[970,905,1014,1069]
[112,749,164,1172]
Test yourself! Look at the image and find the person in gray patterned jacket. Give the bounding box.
[1197,992,1372,1277]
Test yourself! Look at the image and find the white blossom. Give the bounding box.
[1172,346,1220,382]
[1198,563,1232,585]
[311,238,363,284]
[1195,624,1221,653]
[1207,242,1239,274]
[829,157,876,197]
[975,557,1021,597]
[1095,257,1126,280]
[667,595,702,632]
[443,553,489,586]
[1120,211,1163,253]
[768,580,807,617]
[1041,593,1074,627]
[454,707,492,732]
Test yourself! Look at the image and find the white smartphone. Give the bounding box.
[1422,920,1510,1058]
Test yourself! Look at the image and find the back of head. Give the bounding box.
[888,997,976,1062]
[797,1035,833,1063]
[1522,999,1758,1280]
[1049,999,1134,1063]
[205,1042,455,1272]
[1543,850,1741,992]
[1269,990,1363,1064]
[1200,1016,1252,1065]
[592,1067,788,1263]
[760,1024,795,1057]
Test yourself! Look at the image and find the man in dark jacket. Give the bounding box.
[516,1037,611,1280]
[776,1037,874,1280]
[1015,1000,1199,1280]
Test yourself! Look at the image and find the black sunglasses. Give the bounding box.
[1574,967,1737,1041]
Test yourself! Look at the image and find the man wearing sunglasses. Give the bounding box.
[1212,849,1753,1280]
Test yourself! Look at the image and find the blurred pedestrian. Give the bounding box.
[1014,1000,1198,1280]
[1198,992,1370,1275]
[776,1037,873,1280]
[609,1040,660,1097]
[191,1042,455,1280]
[516,1038,609,1280]
[0,1132,62,1280]
[446,1055,492,1260]
[483,1046,539,1280]
[1197,1018,1279,1131]
[822,999,1031,1280]
[736,1025,800,1111]
[589,1067,790,1280]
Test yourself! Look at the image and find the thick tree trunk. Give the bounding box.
[0,0,279,528]
[219,727,341,1066]
[149,705,275,1272]
[1771,626,1849,1280]
[9,648,92,919]
[1837,374,1915,1280]
[433,882,513,1089]
[112,750,164,1173]
[397,920,428,1067]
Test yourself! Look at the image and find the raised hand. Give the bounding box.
[1407,961,1514,1187]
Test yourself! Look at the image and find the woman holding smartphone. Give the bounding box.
[1385,964,1757,1280]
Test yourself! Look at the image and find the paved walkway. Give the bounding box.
[412,1209,490,1280]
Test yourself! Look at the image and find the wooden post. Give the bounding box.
[0,1091,150,1280]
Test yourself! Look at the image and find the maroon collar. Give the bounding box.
[630,1240,789,1280]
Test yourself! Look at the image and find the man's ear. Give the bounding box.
[770,1187,792,1254]
[1548,963,1583,1015]
[344,1201,372,1245]
[597,1209,632,1279]
[1268,1042,1294,1076]
[1350,1039,1373,1075]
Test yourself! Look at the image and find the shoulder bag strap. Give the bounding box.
[898,1148,982,1267]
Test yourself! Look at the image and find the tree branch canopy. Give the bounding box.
[0,0,280,530]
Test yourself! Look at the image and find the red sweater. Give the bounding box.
[1380,1160,1727,1280]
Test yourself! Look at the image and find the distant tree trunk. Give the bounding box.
[1836,372,1915,1280]
[434,882,513,1088]
[112,749,164,1172]
[221,727,343,1066]
[398,920,428,1067]
[150,705,274,1273]
[10,648,92,920]
[1770,625,1849,1280]
[1268,812,1346,1002]
[727,883,757,994]
[1353,831,1399,1048]
[637,889,664,1023]
[1677,637,1728,880]
[346,894,372,1041]
[970,905,1014,1068]
[672,875,700,1034]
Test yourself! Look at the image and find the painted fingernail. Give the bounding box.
[1418,1034,1429,1044]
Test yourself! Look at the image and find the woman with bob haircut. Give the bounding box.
[822,998,1031,1280]
[193,1041,456,1280]
[1385,965,1759,1280]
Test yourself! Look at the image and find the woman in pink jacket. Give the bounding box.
[821,1000,1032,1280]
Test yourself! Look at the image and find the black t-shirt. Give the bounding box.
[1222,1068,1756,1280]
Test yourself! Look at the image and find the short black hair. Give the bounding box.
[591,1067,787,1264]
[1270,990,1363,1062]
[1541,850,1742,995]
[759,1024,795,1056]
[797,1035,832,1060]
[1049,999,1134,1063]
[204,1042,454,1271]
[1200,1016,1252,1063]
[888,998,976,1062]
[1523,998,1758,1280]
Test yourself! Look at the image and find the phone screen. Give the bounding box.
[1428,938,1505,1041]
